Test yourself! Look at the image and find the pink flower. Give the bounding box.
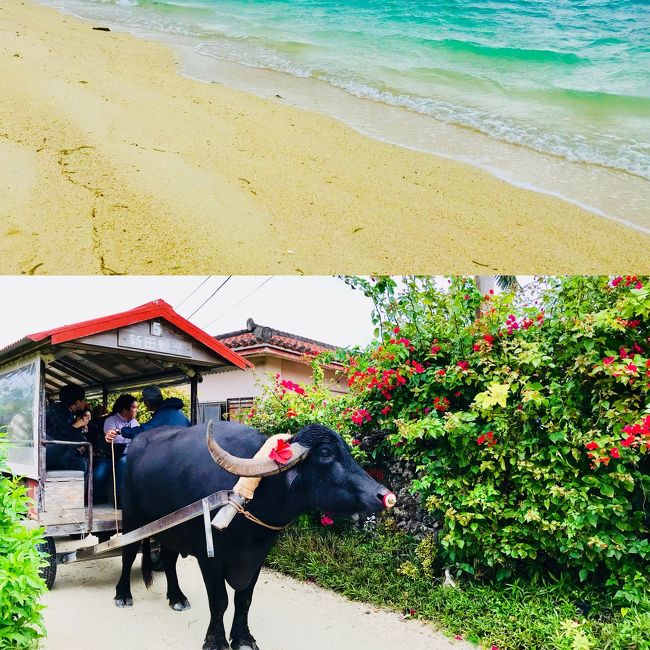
[603,357,615,365]
[610,447,620,459]
[393,326,400,334]
[457,360,469,371]
[320,515,334,526]
[351,409,372,426]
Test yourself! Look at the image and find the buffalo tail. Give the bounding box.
[141,538,153,589]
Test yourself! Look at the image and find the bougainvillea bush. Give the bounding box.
[250,276,649,605]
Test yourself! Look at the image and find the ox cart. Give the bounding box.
[0,300,252,588]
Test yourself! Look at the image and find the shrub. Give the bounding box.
[253,276,650,605]
[0,433,46,648]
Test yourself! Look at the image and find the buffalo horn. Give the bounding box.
[205,420,310,477]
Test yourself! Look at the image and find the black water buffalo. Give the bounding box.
[114,421,395,650]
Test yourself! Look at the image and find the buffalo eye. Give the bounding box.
[317,446,335,463]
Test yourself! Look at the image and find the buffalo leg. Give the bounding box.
[230,568,261,650]
[161,546,191,611]
[114,542,139,607]
[197,557,230,650]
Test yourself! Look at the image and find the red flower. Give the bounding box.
[464,294,469,300]
[483,334,495,345]
[611,276,623,287]
[473,343,481,352]
[380,405,392,415]
[635,281,643,289]
[619,347,628,359]
[437,369,446,376]
[621,434,635,447]
[320,515,334,526]
[610,447,620,459]
[626,363,638,373]
[351,439,361,446]
[393,326,400,334]
[477,434,487,445]
[411,361,425,373]
[585,441,598,450]
[286,409,297,418]
[431,345,441,354]
[603,357,615,365]
[457,360,469,371]
[269,439,293,464]
[351,409,372,426]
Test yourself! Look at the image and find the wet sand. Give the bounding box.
[1,0,648,274]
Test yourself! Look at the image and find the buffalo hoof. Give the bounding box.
[202,636,230,650]
[231,636,259,650]
[169,598,191,611]
[114,597,133,608]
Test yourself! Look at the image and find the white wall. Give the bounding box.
[198,354,346,403]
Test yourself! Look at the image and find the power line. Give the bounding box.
[175,276,212,309]
[187,276,232,320]
[201,276,274,330]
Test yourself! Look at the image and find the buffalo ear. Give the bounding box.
[285,467,300,492]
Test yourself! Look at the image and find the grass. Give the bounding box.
[267,521,650,649]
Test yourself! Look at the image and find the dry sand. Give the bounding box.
[42,549,474,649]
[1,0,648,274]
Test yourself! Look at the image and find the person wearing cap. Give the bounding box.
[45,384,90,474]
[104,385,190,444]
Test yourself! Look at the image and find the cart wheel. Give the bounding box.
[37,537,57,590]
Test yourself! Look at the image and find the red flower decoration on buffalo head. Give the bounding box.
[269,439,293,464]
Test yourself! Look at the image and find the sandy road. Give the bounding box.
[41,547,474,650]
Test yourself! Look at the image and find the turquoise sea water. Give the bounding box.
[45,0,650,178]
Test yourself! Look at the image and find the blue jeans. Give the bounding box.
[93,455,127,505]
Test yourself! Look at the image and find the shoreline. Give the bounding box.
[40,0,650,231]
[1,0,649,274]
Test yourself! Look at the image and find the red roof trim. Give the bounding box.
[26,300,253,370]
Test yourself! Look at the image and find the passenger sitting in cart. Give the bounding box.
[105,385,190,445]
[45,384,90,477]
[93,394,139,505]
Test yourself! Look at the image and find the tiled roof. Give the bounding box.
[215,318,337,357]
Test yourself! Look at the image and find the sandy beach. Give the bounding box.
[1,0,648,274]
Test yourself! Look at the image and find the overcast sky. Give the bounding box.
[0,276,378,350]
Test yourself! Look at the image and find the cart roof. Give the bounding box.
[0,300,253,397]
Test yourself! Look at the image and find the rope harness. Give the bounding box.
[225,496,288,531]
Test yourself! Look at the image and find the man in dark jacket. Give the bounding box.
[105,385,190,443]
[45,384,89,473]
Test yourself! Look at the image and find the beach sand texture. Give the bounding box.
[1,0,648,275]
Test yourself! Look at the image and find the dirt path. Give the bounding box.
[41,544,473,649]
